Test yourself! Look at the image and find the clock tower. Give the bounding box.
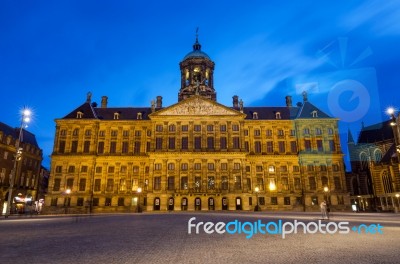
[178,31,216,101]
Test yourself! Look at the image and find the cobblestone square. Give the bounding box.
[1,212,399,264]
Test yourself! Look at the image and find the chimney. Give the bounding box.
[233,95,239,108]
[101,96,108,108]
[156,96,162,108]
[285,96,292,107]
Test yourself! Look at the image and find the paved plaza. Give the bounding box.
[1,211,399,264]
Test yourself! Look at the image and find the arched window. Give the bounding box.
[275,112,281,119]
[253,112,258,119]
[382,171,393,193]
[114,112,120,120]
[374,149,382,162]
[360,152,369,169]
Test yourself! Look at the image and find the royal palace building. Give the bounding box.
[45,36,349,213]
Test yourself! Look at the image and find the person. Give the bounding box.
[320,201,329,219]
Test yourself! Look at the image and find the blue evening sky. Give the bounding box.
[1,0,399,169]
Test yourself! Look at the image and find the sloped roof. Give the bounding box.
[63,102,97,119]
[95,107,154,120]
[357,120,394,143]
[0,122,39,147]
[296,101,331,119]
[241,107,295,120]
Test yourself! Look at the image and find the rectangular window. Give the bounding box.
[207,137,214,149]
[122,141,129,153]
[254,129,261,136]
[181,163,188,171]
[293,165,300,172]
[55,166,62,173]
[133,166,139,173]
[290,141,297,153]
[66,178,74,190]
[254,141,261,153]
[59,141,66,153]
[77,198,84,206]
[99,131,105,137]
[111,130,118,137]
[266,129,272,137]
[94,179,101,192]
[333,164,339,171]
[234,163,240,170]
[106,179,114,192]
[168,163,175,170]
[154,177,161,190]
[329,140,336,152]
[220,125,226,132]
[320,165,327,171]
[233,137,240,149]
[181,125,188,131]
[110,142,117,153]
[70,141,78,153]
[208,176,215,189]
[92,198,99,206]
[232,124,239,131]
[316,128,322,135]
[304,128,310,135]
[154,163,162,171]
[246,178,251,190]
[194,163,201,170]
[334,176,342,190]
[277,129,284,136]
[244,130,249,136]
[221,163,228,171]
[256,166,263,172]
[181,137,188,150]
[108,166,115,173]
[220,137,227,149]
[98,142,104,154]
[83,141,90,153]
[156,125,163,132]
[234,176,241,190]
[194,176,201,190]
[118,198,124,206]
[156,138,163,150]
[271,197,278,205]
[208,163,215,170]
[81,166,88,173]
[120,166,127,173]
[51,198,58,206]
[307,164,314,171]
[304,140,311,151]
[280,166,287,172]
[281,177,289,190]
[68,166,75,173]
[168,176,175,190]
[79,179,86,191]
[194,125,201,132]
[221,176,228,190]
[257,178,264,190]
[309,177,316,190]
[328,128,334,135]
[290,129,296,136]
[207,125,214,131]
[194,137,201,150]
[105,198,111,206]
[123,130,129,137]
[266,141,273,153]
[169,137,176,149]
[95,166,102,174]
[317,140,323,152]
[284,197,291,205]
[294,178,301,190]
[278,141,285,153]
[53,179,61,191]
[181,177,188,190]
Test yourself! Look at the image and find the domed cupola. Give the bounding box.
[178,29,216,101]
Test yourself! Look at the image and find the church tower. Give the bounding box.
[178,30,216,101]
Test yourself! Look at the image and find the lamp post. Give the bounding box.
[137,187,142,213]
[395,194,400,213]
[254,186,260,211]
[386,107,400,162]
[4,107,31,218]
[323,186,329,204]
[65,188,71,214]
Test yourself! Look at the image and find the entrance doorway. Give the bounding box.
[153,197,160,211]
[195,197,202,210]
[208,197,215,210]
[168,197,174,211]
[235,197,242,210]
[222,197,228,210]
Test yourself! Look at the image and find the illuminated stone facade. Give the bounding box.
[0,122,43,214]
[45,37,349,213]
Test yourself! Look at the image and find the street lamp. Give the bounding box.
[137,187,142,213]
[4,107,31,218]
[65,188,71,214]
[396,194,400,213]
[323,186,329,204]
[386,107,400,157]
[254,186,260,211]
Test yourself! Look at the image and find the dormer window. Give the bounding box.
[137,112,142,120]
[275,112,281,119]
[76,111,83,119]
[311,110,318,118]
[253,112,258,119]
[114,112,120,120]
